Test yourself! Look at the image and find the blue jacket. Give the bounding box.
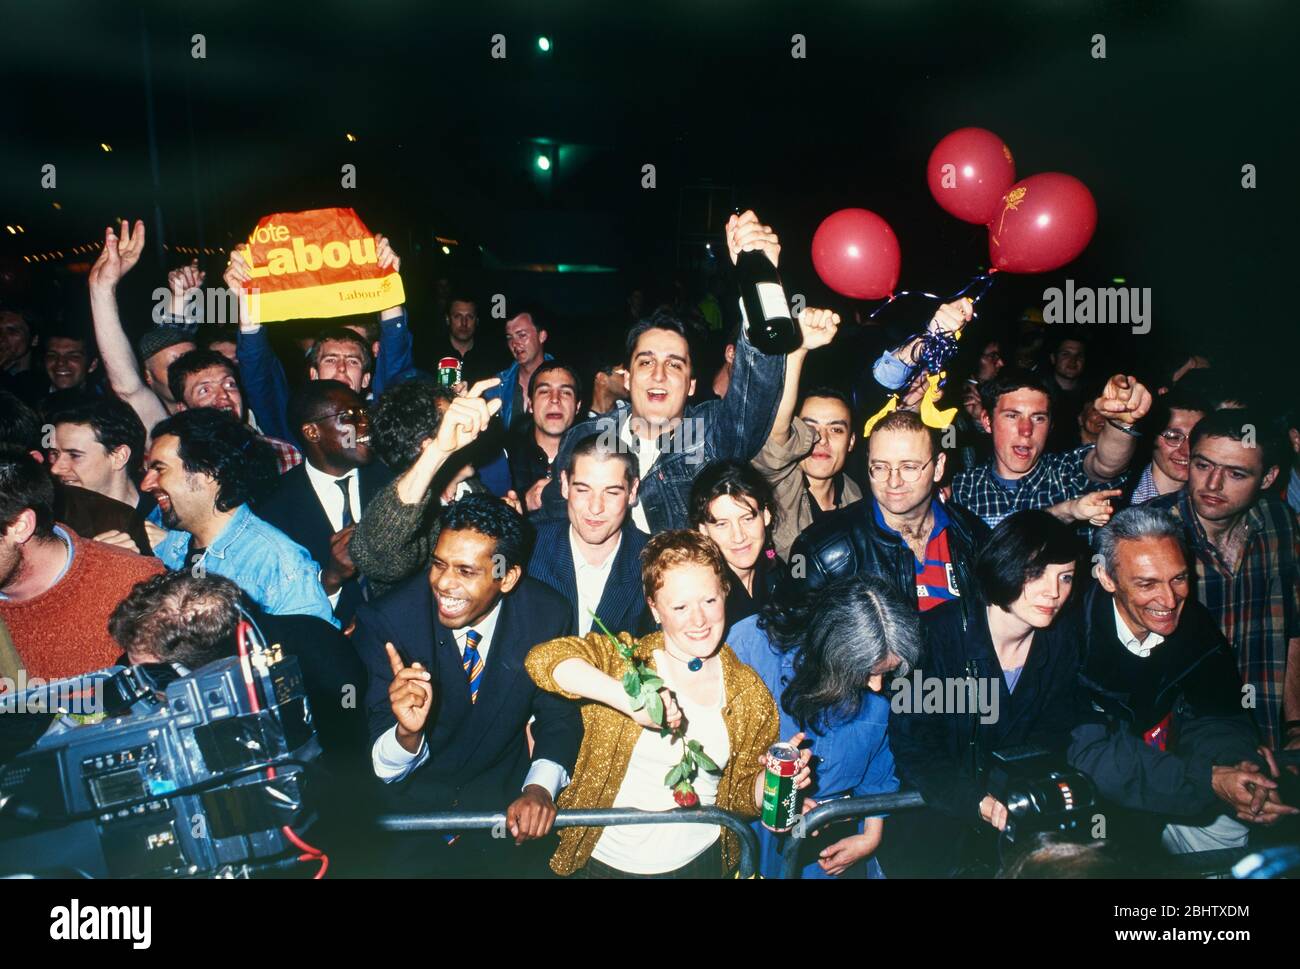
[153,503,339,627]
[236,307,415,443]
[728,615,896,879]
[538,326,785,531]
[485,352,553,432]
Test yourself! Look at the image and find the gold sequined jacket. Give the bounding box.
[525,630,779,876]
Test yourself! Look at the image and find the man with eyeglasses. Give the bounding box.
[1129,387,1208,505]
[787,409,990,611]
[1148,408,1300,753]
[258,380,393,626]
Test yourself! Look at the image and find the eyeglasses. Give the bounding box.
[1158,429,1189,447]
[310,408,368,425]
[867,456,935,483]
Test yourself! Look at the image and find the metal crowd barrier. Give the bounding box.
[377,806,761,879]
[780,792,926,879]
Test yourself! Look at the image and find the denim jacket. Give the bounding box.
[236,307,414,443]
[153,503,339,627]
[485,352,553,431]
[538,326,785,531]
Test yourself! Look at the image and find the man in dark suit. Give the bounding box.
[354,493,582,876]
[528,431,652,637]
[258,380,392,627]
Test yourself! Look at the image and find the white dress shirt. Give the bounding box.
[371,599,569,798]
[619,420,659,533]
[1113,602,1165,659]
[303,460,362,609]
[571,527,621,635]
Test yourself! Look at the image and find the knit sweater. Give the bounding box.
[0,531,163,681]
[526,630,778,876]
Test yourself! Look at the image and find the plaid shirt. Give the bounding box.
[1150,489,1300,748]
[262,434,303,474]
[951,445,1121,528]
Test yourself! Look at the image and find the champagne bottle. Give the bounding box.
[733,212,799,355]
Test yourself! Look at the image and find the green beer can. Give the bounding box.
[760,742,800,832]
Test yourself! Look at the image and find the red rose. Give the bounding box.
[673,788,699,808]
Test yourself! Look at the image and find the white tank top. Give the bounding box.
[589,656,731,874]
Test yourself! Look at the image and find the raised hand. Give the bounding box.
[629,688,683,731]
[88,220,146,293]
[928,298,975,336]
[168,259,206,321]
[797,307,840,352]
[376,234,401,272]
[386,642,435,751]
[524,477,548,512]
[726,210,781,268]
[432,378,503,456]
[222,248,258,330]
[1095,374,1152,425]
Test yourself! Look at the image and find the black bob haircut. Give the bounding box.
[149,408,277,512]
[975,509,1084,609]
[688,458,778,533]
[0,445,56,538]
[978,367,1055,423]
[624,309,694,369]
[437,493,527,573]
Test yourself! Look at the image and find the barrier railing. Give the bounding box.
[377,806,761,878]
[780,792,925,879]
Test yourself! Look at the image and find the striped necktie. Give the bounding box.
[462,628,484,704]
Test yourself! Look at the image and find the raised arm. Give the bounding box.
[762,307,840,450]
[372,234,413,396]
[1085,374,1152,481]
[225,250,295,442]
[87,220,169,433]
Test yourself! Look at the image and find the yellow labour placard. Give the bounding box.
[238,208,404,323]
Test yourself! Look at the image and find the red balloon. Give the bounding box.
[811,208,901,300]
[987,173,1097,274]
[927,127,1017,224]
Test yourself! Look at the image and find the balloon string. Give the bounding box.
[866,271,998,320]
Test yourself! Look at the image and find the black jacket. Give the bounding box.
[353,572,583,813]
[890,598,1089,823]
[786,494,990,609]
[1067,583,1262,821]
[257,460,393,626]
[526,519,653,637]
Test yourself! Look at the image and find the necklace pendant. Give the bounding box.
[687,657,703,672]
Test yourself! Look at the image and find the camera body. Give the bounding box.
[988,744,1097,844]
[0,646,319,878]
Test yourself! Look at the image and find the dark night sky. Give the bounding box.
[2,0,1297,390]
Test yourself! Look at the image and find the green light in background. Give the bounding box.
[535,153,552,171]
[537,36,551,52]
[1112,277,1126,284]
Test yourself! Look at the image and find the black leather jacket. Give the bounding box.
[786,493,991,611]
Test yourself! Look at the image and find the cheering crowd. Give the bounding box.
[1,209,1298,879]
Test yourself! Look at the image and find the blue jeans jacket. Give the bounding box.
[538,327,785,531]
[484,352,553,431]
[153,504,339,627]
[236,308,414,443]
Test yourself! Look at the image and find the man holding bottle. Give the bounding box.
[540,211,814,532]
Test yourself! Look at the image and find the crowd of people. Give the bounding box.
[1,208,1297,879]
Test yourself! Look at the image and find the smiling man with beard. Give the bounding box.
[141,408,337,626]
[257,380,392,627]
